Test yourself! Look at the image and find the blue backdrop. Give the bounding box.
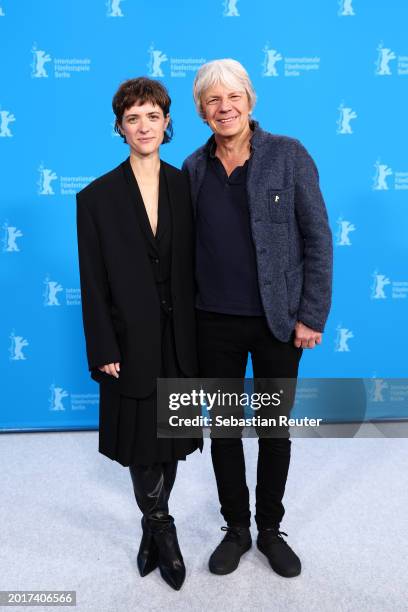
[1,0,407,430]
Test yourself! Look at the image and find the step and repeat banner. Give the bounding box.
[1,1,407,430]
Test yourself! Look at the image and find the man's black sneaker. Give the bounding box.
[209,526,252,575]
[257,528,301,577]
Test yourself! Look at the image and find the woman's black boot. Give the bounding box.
[137,515,159,577]
[129,463,163,577]
[148,512,186,591]
[129,460,181,584]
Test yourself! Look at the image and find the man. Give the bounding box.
[182,59,333,577]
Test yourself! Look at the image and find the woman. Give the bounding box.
[76,77,202,591]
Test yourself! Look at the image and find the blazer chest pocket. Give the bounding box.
[268,186,294,223]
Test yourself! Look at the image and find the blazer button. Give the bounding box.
[155,258,160,264]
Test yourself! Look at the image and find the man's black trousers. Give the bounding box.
[197,310,303,529]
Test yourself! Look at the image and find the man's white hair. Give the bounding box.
[193,59,257,119]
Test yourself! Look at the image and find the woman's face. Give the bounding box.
[119,101,170,157]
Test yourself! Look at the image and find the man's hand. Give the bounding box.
[98,362,120,378]
[294,322,322,349]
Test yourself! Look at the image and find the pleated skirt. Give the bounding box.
[98,308,203,467]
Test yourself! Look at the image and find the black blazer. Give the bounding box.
[76,158,198,398]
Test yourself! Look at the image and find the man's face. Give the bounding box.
[119,101,169,156]
[201,83,251,138]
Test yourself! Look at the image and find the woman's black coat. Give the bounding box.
[76,159,198,398]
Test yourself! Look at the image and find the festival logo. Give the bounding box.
[375,42,396,76]
[336,103,357,134]
[371,271,391,299]
[371,270,408,300]
[2,222,23,252]
[369,378,388,402]
[31,43,91,79]
[338,0,355,16]
[31,44,52,78]
[335,218,356,246]
[0,109,16,137]
[262,45,283,77]
[334,325,354,352]
[106,0,125,17]
[38,164,58,195]
[223,0,240,16]
[372,159,408,191]
[375,42,408,76]
[9,331,29,360]
[373,160,392,190]
[42,275,81,307]
[148,44,168,77]
[37,163,95,195]
[147,43,205,78]
[49,384,69,411]
[262,44,320,77]
[43,276,64,306]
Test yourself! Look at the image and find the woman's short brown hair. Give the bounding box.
[112,77,173,144]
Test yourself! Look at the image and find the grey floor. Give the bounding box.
[1,432,407,612]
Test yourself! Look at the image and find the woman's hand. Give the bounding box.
[98,362,120,378]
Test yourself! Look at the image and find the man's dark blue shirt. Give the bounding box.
[195,142,264,316]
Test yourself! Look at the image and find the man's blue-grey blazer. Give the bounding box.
[182,121,333,343]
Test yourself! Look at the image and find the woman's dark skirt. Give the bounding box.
[98,308,202,467]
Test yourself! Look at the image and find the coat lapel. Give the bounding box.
[101,160,155,277]
[121,157,158,250]
[162,161,178,248]
[162,161,186,300]
[191,149,208,217]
